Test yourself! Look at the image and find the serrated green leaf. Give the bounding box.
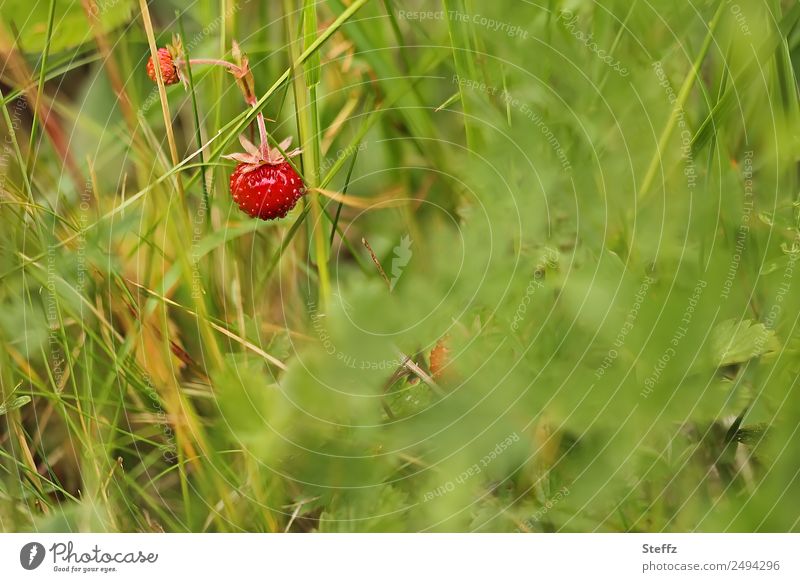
[712,319,780,366]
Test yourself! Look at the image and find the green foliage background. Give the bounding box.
[1,0,799,532]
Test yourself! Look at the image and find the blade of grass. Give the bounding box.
[177,13,211,226]
[442,0,481,152]
[435,91,461,112]
[26,0,56,173]
[330,140,360,245]
[636,1,725,203]
[593,0,638,98]
[0,87,35,210]
[287,0,330,310]
[692,1,800,154]
[139,0,185,202]
[327,0,451,174]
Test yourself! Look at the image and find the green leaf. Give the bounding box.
[712,319,780,366]
[303,0,320,87]
[0,0,134,54]
[0,395,31,416]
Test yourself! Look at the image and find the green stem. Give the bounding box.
[27,0,56,174]
[637,2,725,203]
[177,14,210,226]
[330,143,360,245]
[442,0,480,152]
[309,85,330,306]
[181,57,241,73]
[286,0,330,309]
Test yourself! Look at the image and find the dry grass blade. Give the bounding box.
[315,186,405,209]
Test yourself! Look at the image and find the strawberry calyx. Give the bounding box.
[223,134,302,174]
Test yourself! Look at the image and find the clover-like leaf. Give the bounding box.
[712,319,780,366]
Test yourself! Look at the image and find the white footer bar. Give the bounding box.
[0,534,796,581]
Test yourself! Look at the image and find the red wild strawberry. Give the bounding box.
[146,48,180,85]
[224,135,305,220]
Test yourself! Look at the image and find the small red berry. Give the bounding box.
[229,161,305,220]
[224,135,305,221]
[146,48,180,85]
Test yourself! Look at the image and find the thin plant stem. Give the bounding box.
[636,1,725,204]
